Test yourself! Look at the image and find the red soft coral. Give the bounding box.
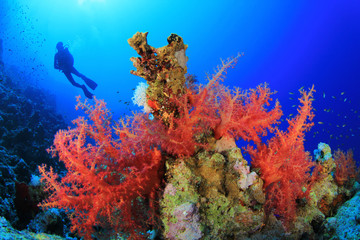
[213,83,282,143]
[139,56,241,157]
[247,86,316,227]
[149,54,282,157]
[39,97,163,240]
[334,149,356,186]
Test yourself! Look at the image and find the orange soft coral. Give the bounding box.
[39,97,163,240]
[334,149,356,186]
[247,86,315,227]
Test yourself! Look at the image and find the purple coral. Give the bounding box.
[166,203,202,240]
[164,183,177,196]
[234,160,258,190]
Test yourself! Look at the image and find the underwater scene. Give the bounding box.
[0,0,359,239]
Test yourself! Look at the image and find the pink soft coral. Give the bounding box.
[39,97,163,239]
[247,86,316,227]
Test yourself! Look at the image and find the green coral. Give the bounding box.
[159,148,267,239]
[161,159,201,236]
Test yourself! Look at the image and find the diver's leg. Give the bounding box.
[71,67,97,90]
[71,67,85,78]
[63,71,93,99]
[64,71,82,87]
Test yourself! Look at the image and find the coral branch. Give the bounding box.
[213,83,282,143]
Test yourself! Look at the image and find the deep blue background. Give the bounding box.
[1,0,359,162]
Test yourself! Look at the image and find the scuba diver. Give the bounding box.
[54,42,97,99]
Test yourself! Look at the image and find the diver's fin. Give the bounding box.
[82,85,94,99]
[83,77,98,90]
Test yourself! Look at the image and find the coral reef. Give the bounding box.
[314,142,333,162]
[0,216,71,240]
[0,67,67,173]
[0,62,67,233]
[36,32,359,239]
[27,208,68,236]
[321,189,360,239]
[161,148,266,239]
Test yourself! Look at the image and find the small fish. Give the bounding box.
[299,86,304,90]
[341,92,345,95]
[344,98,347,102]
[332,96,336,99]
[318,121,324,124]
[342,124,346,127]
[336,125,340,127]
[292,105,297,107]
[323,92,326,98]
[330,135,333,139]
[289,92,294,95]
[288,113,294,117]
[289,97,294,100]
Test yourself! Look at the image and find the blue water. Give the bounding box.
[1,0,359,162]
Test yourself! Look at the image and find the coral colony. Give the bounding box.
[38,32,357,239]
